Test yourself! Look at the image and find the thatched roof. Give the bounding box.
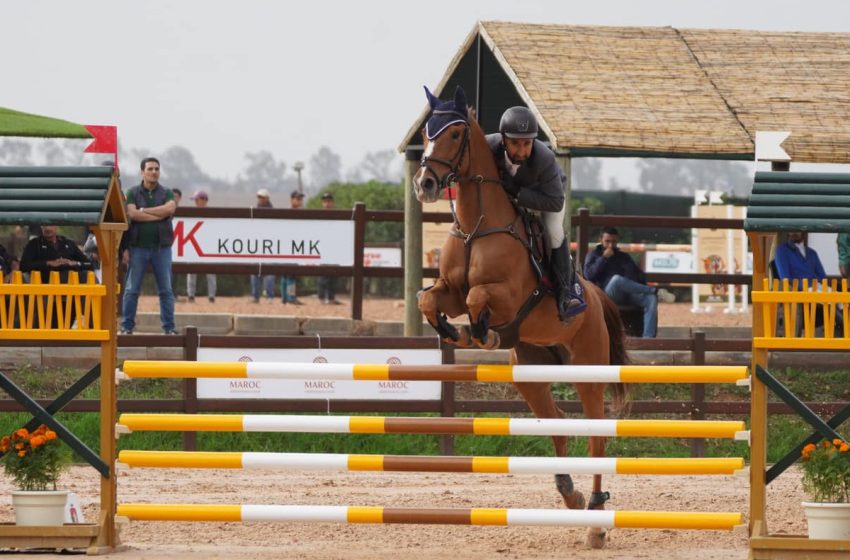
[681,29,850,163]
[401,22,850,163]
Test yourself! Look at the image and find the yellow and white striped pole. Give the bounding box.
[117,414,749,440]
[118,450,745,475]
[117,503,743,530]
[119,361,749,385]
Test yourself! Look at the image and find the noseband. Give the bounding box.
[420,110,471,190]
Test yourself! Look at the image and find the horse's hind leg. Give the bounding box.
[576,382,611,549]
[512,344,587,511]
[512,381,585,510]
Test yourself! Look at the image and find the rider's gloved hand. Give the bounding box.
[501,173,520,197]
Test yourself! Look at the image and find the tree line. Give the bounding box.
[0,139,404,200]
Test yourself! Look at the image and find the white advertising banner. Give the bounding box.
[645,251,693,274]
[196,347,442,400]
[171,217,354,265]
[363,247,402,268]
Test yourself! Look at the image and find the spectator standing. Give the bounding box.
[120,157,178,335]
[170,188,183,300]
[317,192,340,304]
[251,188,276,303]
[774,230,833,334]
[186,190,216,302]
[279,190,305,305]
[837,233,850,281]
[774,230,826,285]
[583,226,658,338]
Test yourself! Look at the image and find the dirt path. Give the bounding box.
[1,464,808,559]
[139,295,754,328]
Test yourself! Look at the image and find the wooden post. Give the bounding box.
[352,203,366,320]
[556,156,573,249]
[576,208,591,271]
[749,231,770,539]
[94,226,120,549]
[404,150,423,336]
[690,330,706,458]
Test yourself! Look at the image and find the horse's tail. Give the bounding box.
[600,289,631,414]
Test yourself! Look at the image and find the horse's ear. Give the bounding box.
[467,106,477,121]
[453,86,468,113]
[424,86,440,109]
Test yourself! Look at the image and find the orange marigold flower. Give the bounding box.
[44,430,57,440]
[30,435,45,448]
[802,443,817,454]
[840,443,850,453]
[17,451,25,457]
[15,443,24,450]
[14,428,28,439]
[833,438,844,446]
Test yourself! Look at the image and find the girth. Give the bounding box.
[449,212,549,349]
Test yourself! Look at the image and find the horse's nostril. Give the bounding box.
[423,178,436,192]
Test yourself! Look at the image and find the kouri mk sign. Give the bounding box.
[172,218,354,265]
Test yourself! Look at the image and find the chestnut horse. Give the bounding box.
[413,87,628,548]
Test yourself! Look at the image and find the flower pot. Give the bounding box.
[802,501,850,540]
[11,490,69,526]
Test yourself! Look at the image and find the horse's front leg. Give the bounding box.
[418,278,472,347]
[465,283,512,350]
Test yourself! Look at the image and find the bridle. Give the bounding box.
[419,110,472,191]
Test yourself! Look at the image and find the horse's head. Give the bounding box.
[413,86,471,203]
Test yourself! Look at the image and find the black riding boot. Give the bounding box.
[550,241,586,321]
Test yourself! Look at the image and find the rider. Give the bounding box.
[486,106,586,320]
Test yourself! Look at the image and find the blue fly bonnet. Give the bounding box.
[424,86,469,140]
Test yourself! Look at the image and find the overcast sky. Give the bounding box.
[3,1,848,182]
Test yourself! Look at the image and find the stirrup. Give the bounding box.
[559,297,587,320]
[558,282,586,320]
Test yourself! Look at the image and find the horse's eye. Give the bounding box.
[451,131,461,140]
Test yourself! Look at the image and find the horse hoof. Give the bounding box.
[563,491,586,510]
[478,331,500,350]
[586,527,608,549]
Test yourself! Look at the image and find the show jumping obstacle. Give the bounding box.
[120,361,749,384]
[117,413,747,439]
[118,450,745,475]
[116,362,747,536]
[116,504,742,531]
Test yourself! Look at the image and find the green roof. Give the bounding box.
[0,166,125,226]
[744,172,850,233]
[0,107,92,139]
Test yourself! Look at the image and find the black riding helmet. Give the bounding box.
[499,106,538,139]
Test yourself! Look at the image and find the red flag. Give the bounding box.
[84,125,118,165]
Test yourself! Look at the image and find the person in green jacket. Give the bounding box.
[838,233,850,280]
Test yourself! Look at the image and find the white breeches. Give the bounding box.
[541,206,566,251]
